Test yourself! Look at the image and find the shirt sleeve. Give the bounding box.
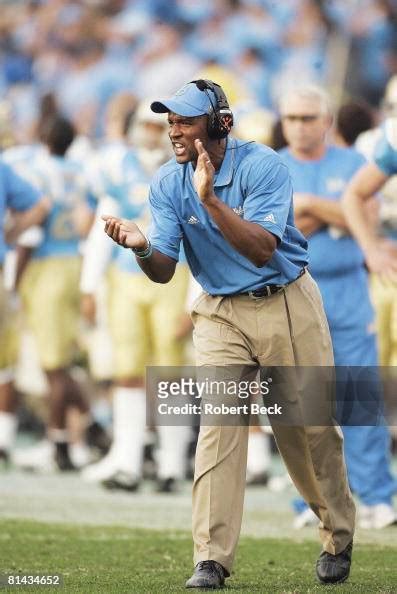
[2,161,42,211]
[243,154,293,241]
[147,177,182,261]
[373,132,397,176]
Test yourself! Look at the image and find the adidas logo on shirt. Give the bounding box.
[232,206,244,216]
[263,213,276,223]
[187,215,199,224]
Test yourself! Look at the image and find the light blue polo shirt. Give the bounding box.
[148,137,308,295]
[0,159,42,265]
[279,145,373,332]
[279,146,366,277]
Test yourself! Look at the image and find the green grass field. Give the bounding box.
[1,519,396,593]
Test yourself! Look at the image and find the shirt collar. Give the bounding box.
[213,136,235,187]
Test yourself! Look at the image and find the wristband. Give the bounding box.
[132,239,153,259]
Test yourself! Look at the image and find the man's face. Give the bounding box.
[280,96,331,155]
[167,112,208,163]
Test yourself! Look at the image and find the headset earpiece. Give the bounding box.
[190,79,234,139]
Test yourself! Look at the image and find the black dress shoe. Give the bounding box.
[186,560,227,589]
[316,541,353,584]
[102,471,140,492]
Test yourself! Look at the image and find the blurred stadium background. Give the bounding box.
[1,0,397,145]
[1,0,397,592]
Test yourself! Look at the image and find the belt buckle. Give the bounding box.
[247,274,302,300]
[248,286,271,299]
[273,284,284,295]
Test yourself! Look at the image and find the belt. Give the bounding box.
[241,267,306,299]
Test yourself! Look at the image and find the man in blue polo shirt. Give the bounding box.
[279,85,397,532]
[103,80,355,587]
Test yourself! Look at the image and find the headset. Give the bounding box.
[190,79,234,140]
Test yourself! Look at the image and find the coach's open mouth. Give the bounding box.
[172,142,186,156]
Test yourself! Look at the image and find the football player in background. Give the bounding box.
[0,158,50,464]
[13,116,98,471]
[81,94,190,492]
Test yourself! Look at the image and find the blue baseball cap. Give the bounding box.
[150,81,216,117]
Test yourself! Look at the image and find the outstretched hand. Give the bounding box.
[193,139,215,204]
[102,215,147,250]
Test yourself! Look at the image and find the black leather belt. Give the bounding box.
[241,267,306,299]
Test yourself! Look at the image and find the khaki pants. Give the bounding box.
[191,271,355,574]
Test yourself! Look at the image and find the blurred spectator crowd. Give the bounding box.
[1,0,397,144]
